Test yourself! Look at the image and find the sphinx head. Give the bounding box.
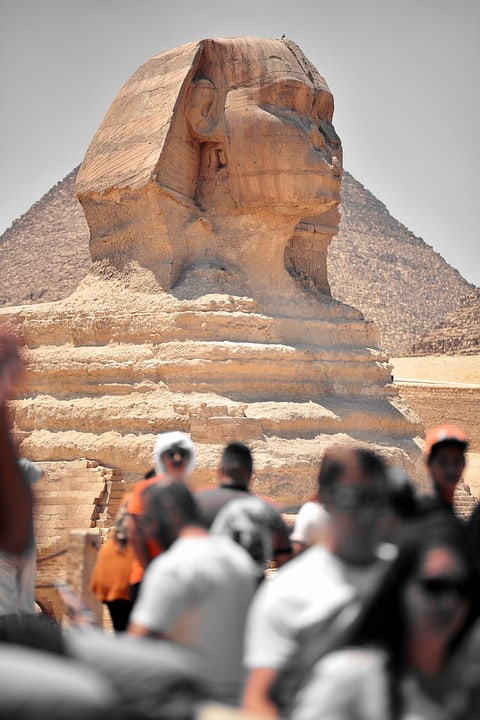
[76,38,342,289]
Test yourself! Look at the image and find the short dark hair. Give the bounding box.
[385,466,418,520]
[141,481,200,549]
[318,446,387,493]
[220,442,253,486]
[428,440,467,464]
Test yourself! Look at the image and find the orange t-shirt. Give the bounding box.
[90,531,135,602]
[127,476,165,585]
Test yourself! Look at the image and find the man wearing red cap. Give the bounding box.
[419,424,469,516]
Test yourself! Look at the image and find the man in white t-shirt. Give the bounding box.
[129,481,258,705]
[242,445,391,718]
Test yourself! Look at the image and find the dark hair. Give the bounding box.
[220,442,253,486]
[385,466,418,520]
[318,446,388,494]
[141,481,200,549]
[428,440,467,464]
[341,513,480,718]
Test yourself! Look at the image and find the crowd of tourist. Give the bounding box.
[1,325,480,720]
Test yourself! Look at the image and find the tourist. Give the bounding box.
[0,327,119,718]
[196,442,292,567]
[289,462,331,556]
[126,430,195,602]
[0,328,32,554]
[418,424,469,517]
[380,465,418,543]
[292,513,480,720]
[128,481,258,705]
[89,493,135,631]
[210,495,277,582]
[242,445,391,717]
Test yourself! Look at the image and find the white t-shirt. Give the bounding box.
[131,534,257,703]
[244,544,384,671]
[290,501,330,547]
[243,544,387,713]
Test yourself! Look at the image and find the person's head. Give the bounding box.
[381,466,418,541]
[348,514,479,670]
[152,431,195,481]
[318,446,389,564]
[218,442,253,488]
[211,496,273,579]
[140,481,200,551]
[424,425,468,505]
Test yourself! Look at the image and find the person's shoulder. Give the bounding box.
[318,646,386,676]
[267,544,333,585]
[209,532,258,571]
[128,474,165,513]
[17,457,43,484]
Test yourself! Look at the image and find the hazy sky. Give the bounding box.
[1,0,479,286]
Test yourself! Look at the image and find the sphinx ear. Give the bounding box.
[186,77,222,141]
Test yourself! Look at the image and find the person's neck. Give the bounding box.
[407,634,447,676]
[326,536,378,566]
[178,524,208,539]
[219,478,249,492]
[433,482,455,507]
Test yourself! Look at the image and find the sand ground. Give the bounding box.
[391,355,480,385]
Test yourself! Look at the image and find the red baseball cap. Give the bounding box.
[424,424,468,458]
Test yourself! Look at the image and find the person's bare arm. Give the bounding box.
[0,329,32,553]
[128,621,168,639]
[242,668,280,718]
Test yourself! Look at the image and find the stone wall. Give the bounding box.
[396,384,480,453]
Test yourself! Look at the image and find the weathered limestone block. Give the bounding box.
[1,39,424,587]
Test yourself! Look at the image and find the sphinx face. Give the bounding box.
[222,59,342,213]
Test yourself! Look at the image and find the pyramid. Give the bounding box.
[411,288,480,355]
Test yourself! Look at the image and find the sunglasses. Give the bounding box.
[164,448,189,461]
[416,577,469,597]
[327,485,388,515]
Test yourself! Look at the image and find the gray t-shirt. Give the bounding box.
[131,533,257,704]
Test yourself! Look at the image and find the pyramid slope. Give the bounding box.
[411,288,480,355]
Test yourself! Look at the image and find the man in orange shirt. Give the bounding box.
[127,431,196,602]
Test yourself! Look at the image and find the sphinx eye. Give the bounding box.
[313,91,334,122]
[262,79,313,113]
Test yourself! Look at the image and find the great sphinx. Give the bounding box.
[0,38,424,610]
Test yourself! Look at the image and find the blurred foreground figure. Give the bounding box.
[66,483,258,718]
[289,458,331,556]
[293,514,480,720]
[128,481,257,705]
[0,328,32,554]
[0,327,119,718]
[242,445,391,717]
